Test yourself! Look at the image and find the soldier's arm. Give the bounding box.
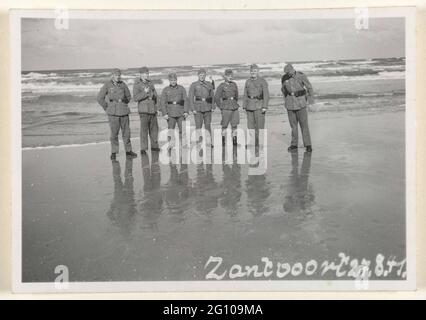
[96,83,109,110]
[124,84,132,104]
[188,83,195,111]
[301,74,314,104]
[209,84,216,110]
[133,82,148,102]
[243,81,248,109]
[160,89,167,115]
[262,79,270,109]
[152,86,158,108]
[214,84,223,110]
[280,75,286,96]
[181,87,189,113]
[234,83,239,102]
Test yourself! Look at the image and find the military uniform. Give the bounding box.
[214,71,240,139]
[188,69,215,141]
[133,67,159,152]
[160,76,188,135]
[281,64,314,149]
[97,76,133,155]
[243,65,269,143]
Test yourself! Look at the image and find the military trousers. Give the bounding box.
[221,110,240,136]
[194,111,212,132]
[139,113,159,151]
[194,111,212,142]
[246,109,265,144]
[167,116,183,134]
[108,115,132,154]
[287,107,312,147]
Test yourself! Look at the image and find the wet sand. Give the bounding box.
[22,110,406,282]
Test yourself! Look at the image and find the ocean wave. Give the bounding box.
[316,91,404,100]
[21,58,405,94]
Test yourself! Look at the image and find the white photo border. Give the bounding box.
[10,7,417,293]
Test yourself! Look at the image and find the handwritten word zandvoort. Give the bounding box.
[204,253,406,280]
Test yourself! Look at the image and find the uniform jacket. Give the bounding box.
[214,81,239,111]
[281,71,314,110]
[133,78,158,114]
[97,80,132,116]
[243,77,269,111]
[160,85,188,118]
[188,80,215,112]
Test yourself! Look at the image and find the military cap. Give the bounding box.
[250,64,259,71]
[224,69,233,76]
[284,64,295,74]
[139,66,149,73]
[112,68,121,75]
[168,72,177,80]
[198,68,207,75]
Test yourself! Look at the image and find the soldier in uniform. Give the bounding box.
[281,63,314,152]
[97,68,137,160]
[160,73,189,148]
[243,64,269,146]
[214,69,240,146]
[133,66,160,155]
[188,68,215,146]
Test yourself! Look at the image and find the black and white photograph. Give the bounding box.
[11,8,416,292]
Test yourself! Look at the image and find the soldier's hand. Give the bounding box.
[261,108,267,114]
[144,87,150,93]
[193,110,197,115]
[164,114,169,120]
[183,112,188,119]
[157,111,161,116]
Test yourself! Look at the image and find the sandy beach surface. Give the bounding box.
[22,109,406,282]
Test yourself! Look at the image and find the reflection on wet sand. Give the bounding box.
[283,151,315,219]
[106,159,136,236]
[220,146,242,218]
[194,159,220,219]
[163,156,192,222]
[246,153,271,217]
[139,151,163,230]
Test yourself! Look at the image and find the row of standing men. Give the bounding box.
[97,63,314,160]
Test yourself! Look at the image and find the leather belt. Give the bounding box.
[195,97,213,103]
[289,89,306,97]
[248,95,263,100]
[167,100,184,106]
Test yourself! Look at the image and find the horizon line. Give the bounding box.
[21,56,405,73]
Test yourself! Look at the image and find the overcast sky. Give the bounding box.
[21,17,405,71]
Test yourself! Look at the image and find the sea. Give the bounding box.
[21,57,405,148]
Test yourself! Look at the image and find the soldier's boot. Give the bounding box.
[110,153,117,160]
[288,145,298,152]
[126,151,137,158]
[306,146,313,152]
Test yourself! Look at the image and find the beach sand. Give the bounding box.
[22,109,406,282]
